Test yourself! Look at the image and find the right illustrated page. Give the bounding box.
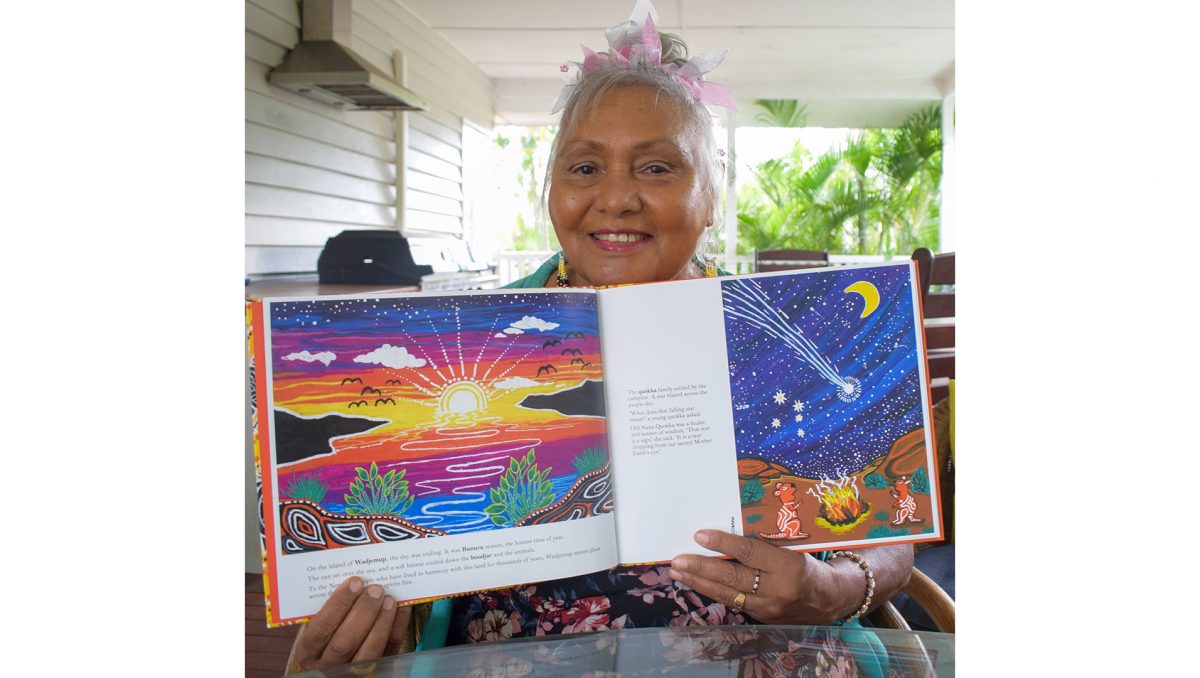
[719,263,942,552]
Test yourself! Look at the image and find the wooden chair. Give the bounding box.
[754,249,830,273]
[912,247,955,538]
[910,248,954,403]
[868,567,955,633]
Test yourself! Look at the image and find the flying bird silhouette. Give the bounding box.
[374,398,396,406]
[385,379,403,385]
[561,348,583,356]
[543,339,561,348]
[341,377,362,385]
[565,331,585,339]
[348,400,368,408]
[360,386,382,396]
[570,358,585,366]
[536,364,558,377]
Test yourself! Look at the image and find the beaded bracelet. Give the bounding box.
[828,550,875,623]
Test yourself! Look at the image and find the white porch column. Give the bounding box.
[723,108,738,267]
[939,91,956,253]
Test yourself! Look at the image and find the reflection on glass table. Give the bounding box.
[293,624,954,677]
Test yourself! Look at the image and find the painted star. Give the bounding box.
[793,401,804,412]
[771,418,781,428]
[773,391,787,405]
[795,414,804,423]
[797,429,805,437]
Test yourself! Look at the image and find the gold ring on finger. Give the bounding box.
[730,591,747,614]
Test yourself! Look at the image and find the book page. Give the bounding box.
[599,264,941,564]
[251,288,619,625]
[597,278,743,564]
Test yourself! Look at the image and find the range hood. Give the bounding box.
[269,0,429,111]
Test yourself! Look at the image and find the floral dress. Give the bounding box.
[447,564,751,644]
[445,565,894,677]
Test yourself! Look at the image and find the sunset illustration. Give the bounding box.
[260,291,611,551]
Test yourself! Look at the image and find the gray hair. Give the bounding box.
[542,32,725,257]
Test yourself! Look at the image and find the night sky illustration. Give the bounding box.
[722,264,925,479]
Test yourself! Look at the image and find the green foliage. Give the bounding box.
[344,462,413,516]
[740,480,766,506]
[911,466,931,494]
[866,525,910,539]
[746,514,763,524]
[864,473,889,489]
[572,447,607,475]
[753,99,808,128]
[497,126,560,252]
[737,104,943,257]
[485,449,556,527]
[285,473,328,504]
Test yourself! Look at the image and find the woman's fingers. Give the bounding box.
[352,595,397,663]
[668,554,752,613]
[693,530,791,571]
[293,576,366,669]
[668,530,823,622]
[321,583,388,664]
[669,553,755,595]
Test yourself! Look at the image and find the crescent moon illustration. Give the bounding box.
[843,281,880,318]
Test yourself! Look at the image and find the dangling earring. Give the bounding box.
[703,228,719,277]
[557,252,570,287]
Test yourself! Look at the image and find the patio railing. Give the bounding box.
[496,251,896,286]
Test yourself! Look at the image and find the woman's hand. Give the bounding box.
[667,530,913,625]
[289,576,412,673]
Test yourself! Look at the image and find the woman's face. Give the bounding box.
[549,85,713,287]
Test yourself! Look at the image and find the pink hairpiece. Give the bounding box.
[552,3,737,114]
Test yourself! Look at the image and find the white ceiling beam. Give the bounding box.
[434,27,952,66]
[397,0,953,30]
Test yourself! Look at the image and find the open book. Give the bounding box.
[248,262,943,626]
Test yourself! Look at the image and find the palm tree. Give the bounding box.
[736,102,943,257]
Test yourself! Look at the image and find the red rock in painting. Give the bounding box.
[737,457,795,484]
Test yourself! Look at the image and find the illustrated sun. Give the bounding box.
[437,380,489,415]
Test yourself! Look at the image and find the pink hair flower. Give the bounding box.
[550,1,737,113]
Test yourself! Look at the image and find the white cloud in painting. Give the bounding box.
[283,350,336,366]
[493,376,539,390]
[353,344,426,369]
[503,327,524,335]
[494,333,507,338]
[510,315,559,332]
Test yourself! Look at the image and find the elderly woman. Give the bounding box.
[286,8,913,674]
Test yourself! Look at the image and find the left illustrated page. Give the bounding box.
[248,288,618,626]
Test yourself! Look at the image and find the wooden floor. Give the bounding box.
[246,573,300,678]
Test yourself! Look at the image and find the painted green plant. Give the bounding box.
[286,473,329,504]
[746,514,763,524]
[572,447,607,475]
[485,449,555,527]
[344,462,413,516]
[866,525,910,539]
[911,466,931,493]
[864,473,889,489]
[740,480,765,505]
